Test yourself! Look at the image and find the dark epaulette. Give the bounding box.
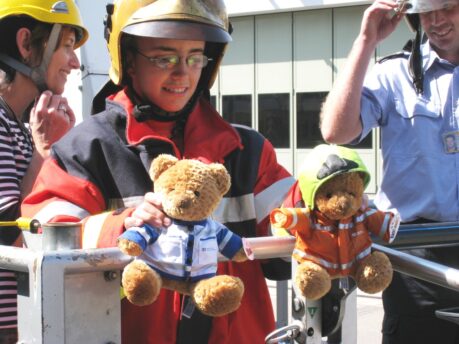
[377,50,409,64]
[376,38,412,64]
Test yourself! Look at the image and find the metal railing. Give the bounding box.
[373,221,459,249]
[1,222,458,343]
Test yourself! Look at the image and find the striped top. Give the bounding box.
[0,271,18,329]
[0,101,33,330]
[0,103,33,219]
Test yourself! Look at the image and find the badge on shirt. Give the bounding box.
[442,131,459,153]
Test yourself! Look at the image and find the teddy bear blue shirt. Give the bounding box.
[119,219,243,282]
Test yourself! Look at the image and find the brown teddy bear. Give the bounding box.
[117,154,247,317]
[270,144,400,300]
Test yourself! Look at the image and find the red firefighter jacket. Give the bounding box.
[22,89,295,344]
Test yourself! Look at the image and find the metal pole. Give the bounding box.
[243,236,295,259]
[0,246,37,272]
[244,236,459,292]
[373,222,459,248]
[0,246,131,273]
[373,243,459,292]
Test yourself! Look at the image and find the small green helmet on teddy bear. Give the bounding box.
[298,144,370,211]
[271,144,400,300]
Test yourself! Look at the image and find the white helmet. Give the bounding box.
[397,0,458,13]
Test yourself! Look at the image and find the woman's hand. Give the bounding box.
[29,91,76,157]
[124,192,172,229]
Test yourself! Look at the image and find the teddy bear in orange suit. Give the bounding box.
[271,144,400,300]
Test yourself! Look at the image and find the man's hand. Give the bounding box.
[359,0,405,47]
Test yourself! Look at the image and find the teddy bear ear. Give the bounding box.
[150,154,178,181]
[209,163,231,195]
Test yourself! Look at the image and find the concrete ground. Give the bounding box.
[356,291,383,344]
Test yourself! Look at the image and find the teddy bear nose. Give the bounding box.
[177,196,192,209]
[334,195,354,213]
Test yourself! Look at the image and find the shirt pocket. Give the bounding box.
[156,235,183,264]
[394,96,440,120]
[196,236,218,266]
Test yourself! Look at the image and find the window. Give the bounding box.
[210,95,216,109]
[258,93,290,148]
[222,95,252,128]
[297,92,327,148]
[296,92,372,149]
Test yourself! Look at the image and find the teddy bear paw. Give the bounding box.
[295,261,331,300]
[122,260,162,306]
[192,275,244,317]
[355,251,393,294]
[118,238,143,257]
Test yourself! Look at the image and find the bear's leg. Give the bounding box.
[122,260,162,306]
[192,275,244,317]
[354,251,393,294]
[295,260,331,300]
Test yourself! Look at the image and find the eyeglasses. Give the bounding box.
[134,49,213,70]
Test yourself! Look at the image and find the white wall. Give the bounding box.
[62,50,83,123]
[226,0,371,15]
[62,0,112,123]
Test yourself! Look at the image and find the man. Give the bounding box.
[320,0,459,343]
[22,0,294,343]
[444,133,457,152]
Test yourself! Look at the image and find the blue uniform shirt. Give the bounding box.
[358,42,459,222]
[119,218,243,282]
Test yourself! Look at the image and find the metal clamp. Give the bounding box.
[265,320,304,344]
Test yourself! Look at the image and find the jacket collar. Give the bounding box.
[173,219,208,227]
[422,40,457,72]
[107,89,243,163]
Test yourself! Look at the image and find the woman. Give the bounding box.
[0,0,88,342]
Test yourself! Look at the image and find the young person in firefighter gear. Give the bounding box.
[320,0,459,343]
[0,1,88,342]
[21,0,295,343]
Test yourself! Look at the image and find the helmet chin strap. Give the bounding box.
[128,86,203,123]
[0,23,62,93]
[404,14,424,95]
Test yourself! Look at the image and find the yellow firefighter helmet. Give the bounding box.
[0,0,88,48]
[105,0,231,86]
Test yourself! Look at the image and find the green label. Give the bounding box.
[307,307,318,318]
